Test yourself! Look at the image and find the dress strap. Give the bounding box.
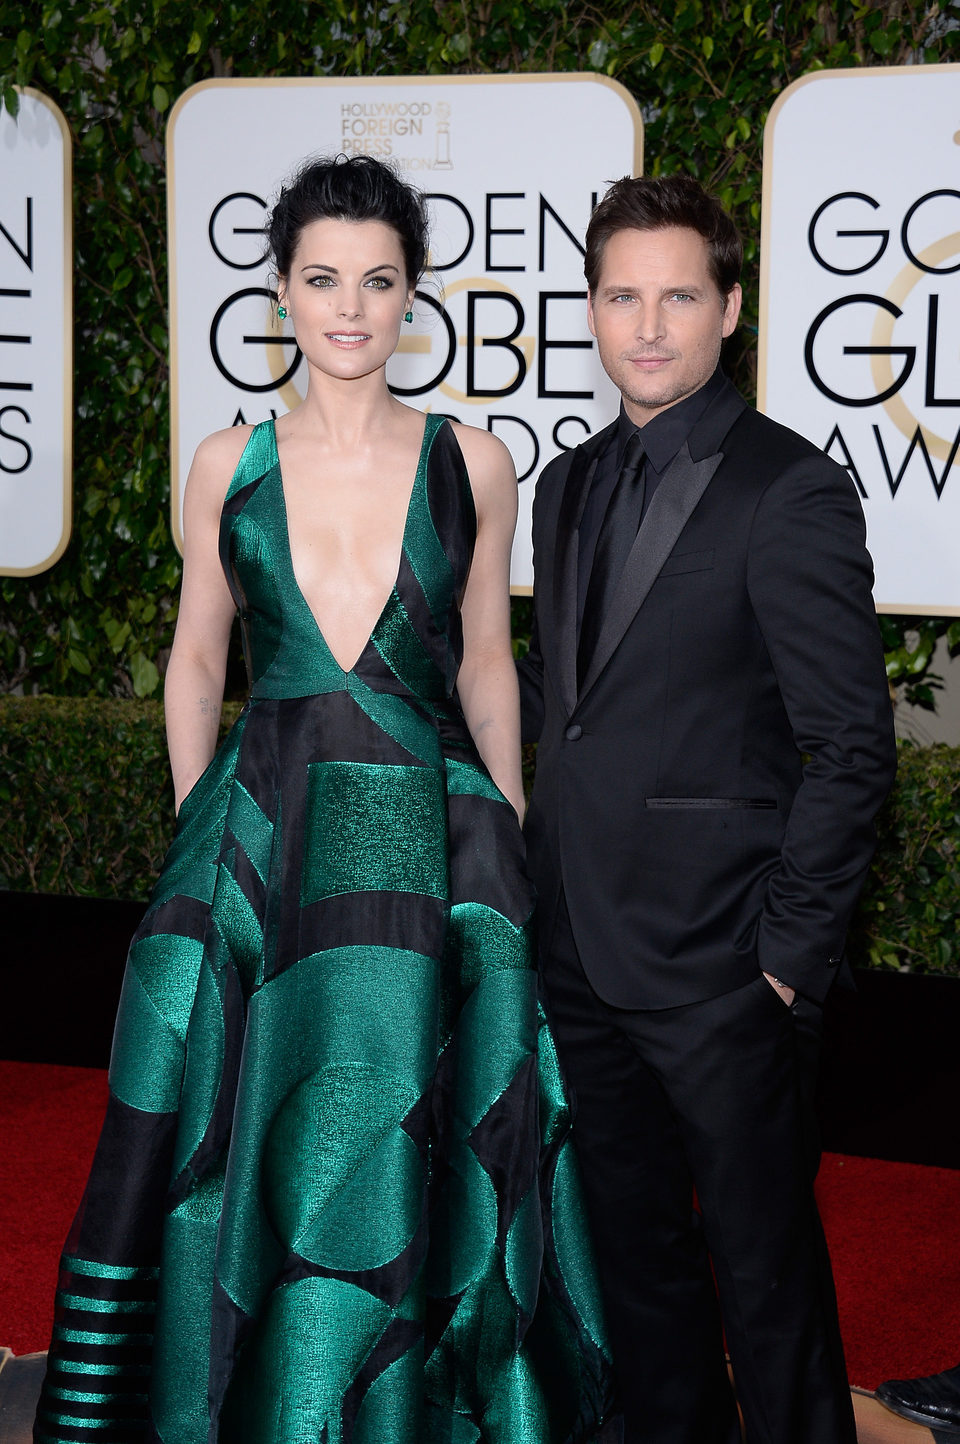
[224,420,279,504]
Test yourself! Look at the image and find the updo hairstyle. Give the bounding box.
[267,154,429,287]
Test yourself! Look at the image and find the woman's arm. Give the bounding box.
[452,424,525,821]
[163,428,249,813]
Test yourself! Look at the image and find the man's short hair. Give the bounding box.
[584,174,743,297]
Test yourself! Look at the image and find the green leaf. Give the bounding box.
[187,30,202,55]
[649,40,665,67]
[130,651,160,698]
[444,31,470,61]
[152,83,169,112]
[104,618,132,653]
[67,647,92,676]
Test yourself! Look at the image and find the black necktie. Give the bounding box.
[577,431,645,685]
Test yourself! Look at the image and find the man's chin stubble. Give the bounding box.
[621,383,688,412]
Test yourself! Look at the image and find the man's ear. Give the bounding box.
[586,291,597,338]
[721,283,742,338]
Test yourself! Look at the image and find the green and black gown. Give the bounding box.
[34,414,613,1443]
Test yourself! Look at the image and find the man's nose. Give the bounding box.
[635,304,664,344]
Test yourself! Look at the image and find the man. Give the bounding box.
[518,175,898,1444]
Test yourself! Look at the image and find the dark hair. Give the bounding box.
[267,153,429,285]
[584,174,742,297]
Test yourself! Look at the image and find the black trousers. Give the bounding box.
[542,893,855,1444]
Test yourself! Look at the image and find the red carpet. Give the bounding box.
[0,1062,108,1356]
[2,1060,959,1388]
[817,1150,960,1388]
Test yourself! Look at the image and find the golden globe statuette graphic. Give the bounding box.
[869,229,960,470]
[434,101,453,169]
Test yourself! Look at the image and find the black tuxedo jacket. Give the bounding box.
[519,377,898,1008]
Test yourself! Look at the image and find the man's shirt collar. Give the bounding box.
[615,367,726,473]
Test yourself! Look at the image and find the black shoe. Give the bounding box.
[875,1363,960,1433]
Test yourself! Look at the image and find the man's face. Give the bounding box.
[587,225,741,425]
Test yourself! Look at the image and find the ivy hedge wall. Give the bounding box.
[1,696,958,976]
[2,0,959,701]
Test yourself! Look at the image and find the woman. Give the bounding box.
[34,155,612,1443]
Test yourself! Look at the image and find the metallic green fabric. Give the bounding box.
[60,1258,158,1281]
[302,762,447,903]
[444,757,508,803]
[35,414,614,1442]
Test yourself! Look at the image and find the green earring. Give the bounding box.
[404,310,414,324]
[277,304,287,320]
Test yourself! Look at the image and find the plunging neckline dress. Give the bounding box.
[34,414,613,1443]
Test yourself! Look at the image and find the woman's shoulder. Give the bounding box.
[445,419,516,493]
[194,423,257,472]
[183,424,259,519]
[189,423,257,487]
[442,420,517,531]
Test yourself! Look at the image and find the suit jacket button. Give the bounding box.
[565,723,583,741]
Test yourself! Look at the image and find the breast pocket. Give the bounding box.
[631,802,784,873]
[656,548,715,578]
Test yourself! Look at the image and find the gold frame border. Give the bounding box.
[758,64,960,618]
[1,86,73,577]
[166,72,644,556]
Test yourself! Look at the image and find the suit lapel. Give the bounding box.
[548,423,616,716]
[577,380,747,703]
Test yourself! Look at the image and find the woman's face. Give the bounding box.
[278,217,414,383]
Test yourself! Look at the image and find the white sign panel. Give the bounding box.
[167,76,642,588]
[0,88,72,576]
[760,66,960,615]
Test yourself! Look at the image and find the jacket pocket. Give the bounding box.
[656,548,715,577]
[645,797,777,810]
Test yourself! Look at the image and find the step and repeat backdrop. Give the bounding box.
[0,88,71,577]
[759,65,960,615]
[2,66,958,612]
